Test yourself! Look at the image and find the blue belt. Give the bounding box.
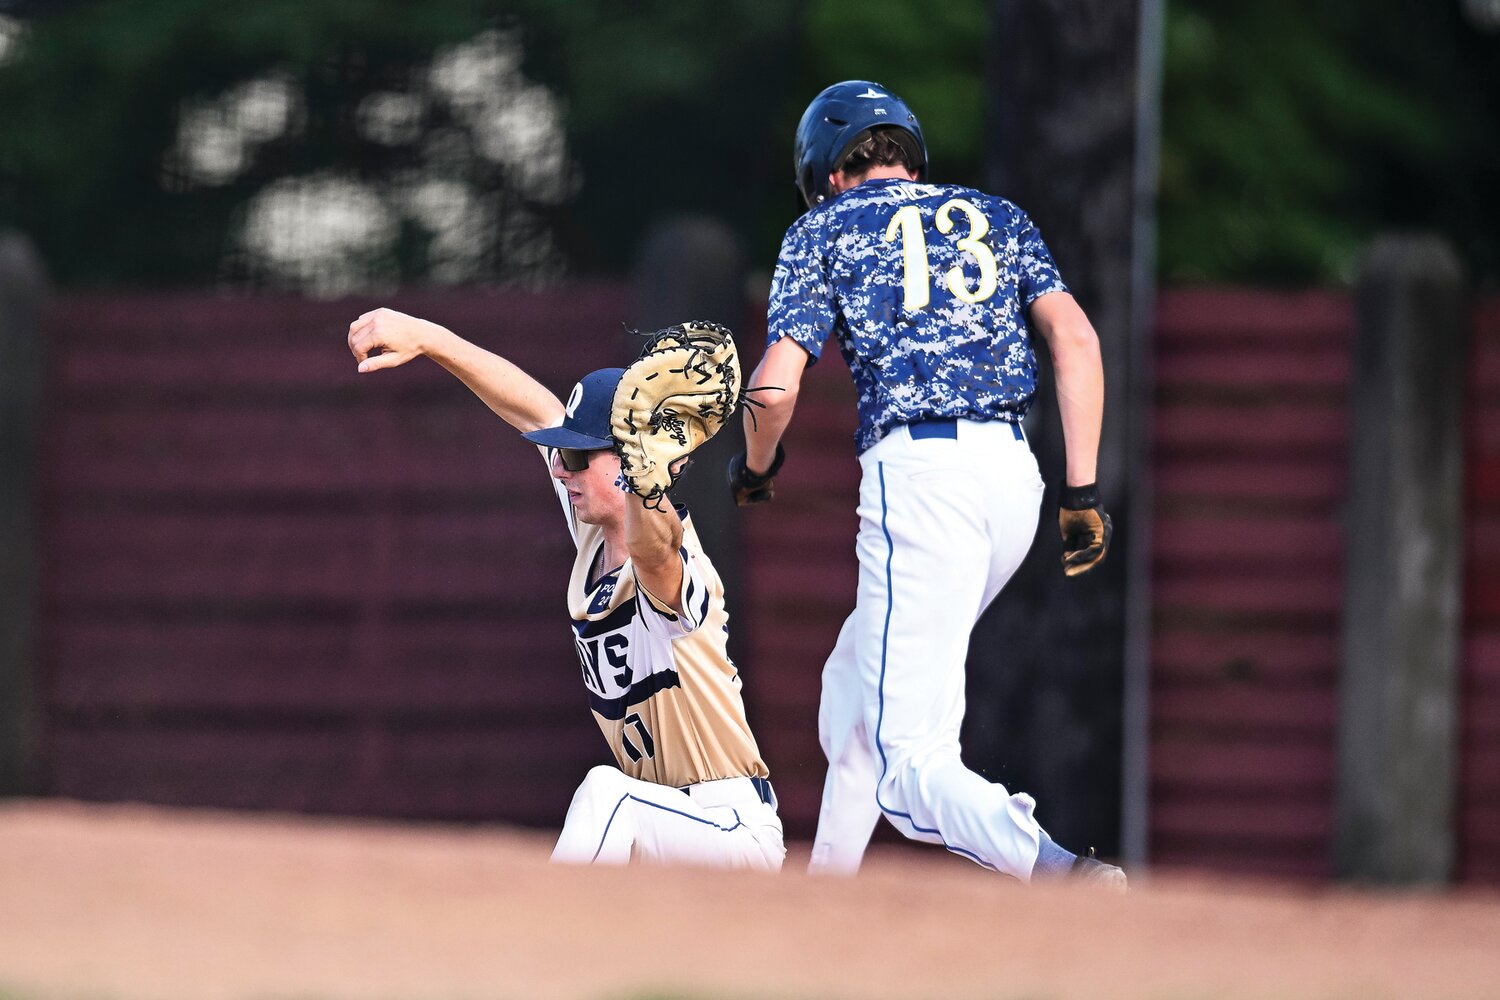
[678,776,777,809]
[750,776,776,808]
[907,418,1023,441]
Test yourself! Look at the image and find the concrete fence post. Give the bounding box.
[0,230,48,797]
[979,0,1151,858]
[631,216,750,663]
[1336,235,1468,883]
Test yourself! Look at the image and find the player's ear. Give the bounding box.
[827,171,844,196]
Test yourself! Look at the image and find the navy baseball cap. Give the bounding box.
[521,367,625,450]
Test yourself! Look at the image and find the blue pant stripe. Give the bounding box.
[592,794,632,863]
[872,462,997,873]
[591,793,744,863]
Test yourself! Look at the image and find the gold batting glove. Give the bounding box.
[1058,482,1113,577]
[727,445,785,506]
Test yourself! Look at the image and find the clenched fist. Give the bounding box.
[347,307,451,373]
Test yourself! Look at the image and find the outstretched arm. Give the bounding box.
[348,307,563,433]
[1028,292,1103,487]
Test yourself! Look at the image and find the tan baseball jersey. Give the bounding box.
[543,449,770,789]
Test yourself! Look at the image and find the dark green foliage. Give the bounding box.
[1,0,1496,288]
[801,0,988,186]
[0,0,794,287]
[512,0,796,272]
[1160,0,1500,285]
[0,0,499,286]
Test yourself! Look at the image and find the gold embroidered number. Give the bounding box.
[882,198,1000,311]
[936,199,999,304]
[883,205,930,312]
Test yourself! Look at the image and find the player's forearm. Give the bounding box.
[425,331,564,434]
[624,500,685,610]
[744,379,798,474]
[350,308,564,432]
[1049,322,1104,487]
[743,337,809,474]
[1029,293,1104,487]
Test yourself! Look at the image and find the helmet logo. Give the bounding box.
[565,382,584,418]
[873,108,887,115]
[857,87,888,98]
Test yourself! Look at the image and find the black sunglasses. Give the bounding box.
[558,447,607,472]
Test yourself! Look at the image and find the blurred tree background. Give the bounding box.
[1160,0,1500,285]
[0,0,1496,292]
[0,0,799,292]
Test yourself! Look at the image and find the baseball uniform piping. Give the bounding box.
[872,461,997,872]
[591,794,745,863]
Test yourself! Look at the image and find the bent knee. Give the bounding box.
[575,765,631,801]
[875,748,955,807]
[875,755,918,811]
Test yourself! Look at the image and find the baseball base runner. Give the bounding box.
[731,80,1124,889]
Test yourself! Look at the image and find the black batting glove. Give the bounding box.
[1058,482,1113,577]
[727,445,785,506]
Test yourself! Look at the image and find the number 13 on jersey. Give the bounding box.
[883,198,999,312]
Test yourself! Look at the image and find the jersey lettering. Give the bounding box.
[936,199,1000,304]
[883,198,1000,312]
[576,631,633,697]
[883,205,931,312]
[603,633,629,687]
[620,711,656,762]
[576,635,606,691]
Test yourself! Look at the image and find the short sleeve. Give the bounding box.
[766,218,836,363]
[634,544,712,640]
[1015,210,1069,308]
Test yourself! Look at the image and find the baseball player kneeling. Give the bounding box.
[348,309,783,872]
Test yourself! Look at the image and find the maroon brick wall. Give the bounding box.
[736,337,860,836]
[1461,298,1500,885]
[37,289,633,824]
[31,286,1500,883]
[1147,290,1353,879]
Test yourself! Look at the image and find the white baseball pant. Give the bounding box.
[552,766,784,871]
[809,418,1046,879]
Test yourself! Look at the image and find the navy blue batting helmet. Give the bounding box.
[793,80,927,209]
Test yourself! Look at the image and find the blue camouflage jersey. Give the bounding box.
[766,177,1068,454]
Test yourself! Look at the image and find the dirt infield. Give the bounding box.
[1,801,1497,1000]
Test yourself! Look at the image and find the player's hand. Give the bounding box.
[347,307,445,373]
[1058,482,1112,577]
[727,446,785,506]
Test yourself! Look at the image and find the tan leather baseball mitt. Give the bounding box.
[612,321,742,507]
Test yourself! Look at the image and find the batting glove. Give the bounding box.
[1058,482,1113,577]
[727,445,785,506]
